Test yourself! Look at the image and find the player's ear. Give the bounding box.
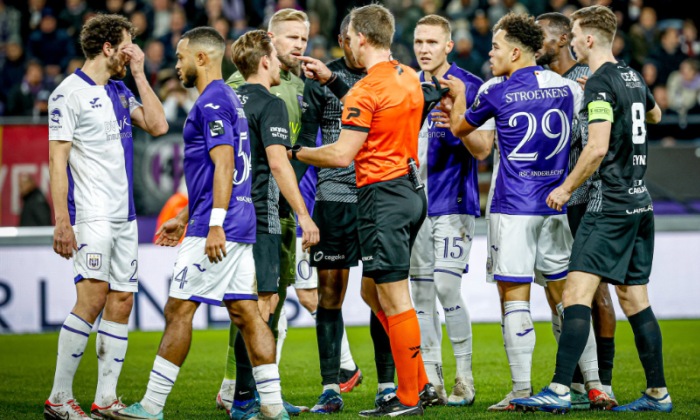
[102,42,113,58]
[511,47,520,62]
[445,39,454,55]
[559,33,569,48]
[338,34,343,49]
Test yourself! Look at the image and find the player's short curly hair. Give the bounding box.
[493,13,544,54]
[80,14,136,60]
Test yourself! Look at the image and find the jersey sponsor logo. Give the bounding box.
[519,169,565,178]
[50,109,62,124]
[270,126,288,139]
[205,103,221,110]
[104,116,133,140]
[209,120,225,137]
[236,196,252,203]
[626,204,654,215]
[505,87,569,103]
[236,108,246,119]
[237,94,248,105]
[361,255,373,262]
[86,253,102,270]
[628,185,648,195]
[633,155,647,165]
[620,71,643,88]
[314,251,323,262]
[52,94,64,101]
[323,254,345,262]
[89,98,102,108]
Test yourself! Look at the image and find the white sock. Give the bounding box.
[94,320,129,406]
[603,384,613,396]
[276,306,287,365]
[310,310,317,320]
[339,328,355,371]
[142,356,180,415]
[549,382,570,395]
[220,378,236,393]
[49,313,92,404]
[435,268,473,381]
[323,383,341,394]
[253,363,283,409]
[411,275,442,385]
[504,301,535,392]
[378,382,395,392]
[580,322,600,385]
[571,382,586,393]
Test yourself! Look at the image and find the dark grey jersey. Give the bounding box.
[583,61,656,214]
[563,63,593,206]
[299,59,365,203]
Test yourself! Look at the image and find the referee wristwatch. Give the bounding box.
[291,144,303,161]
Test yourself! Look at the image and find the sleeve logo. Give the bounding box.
[472,94,481,111]
[50,109,62,124]
[209,120,225,136]
[205,103,221,110]
[346,107,360,119]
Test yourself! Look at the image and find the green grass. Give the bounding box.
[1,320,698,419]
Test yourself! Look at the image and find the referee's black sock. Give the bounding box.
[233,331,256,401]
[370,311,396,384]
[316,306,343,385]
[596,336,615,386]
[629,306,666,389]
[552,305,592,387]
[572,365,585,385]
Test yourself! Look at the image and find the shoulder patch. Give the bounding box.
[209,120,225,136]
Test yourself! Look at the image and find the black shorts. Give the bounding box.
[569,211,654,286]
[310,201,361,269]
[254,232,281,293]
[357,176,427,284]
[567,202,588,238]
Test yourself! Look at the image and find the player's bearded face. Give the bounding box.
[272,21,308,75]
[180,62,198,88]
[108,44,129,79]
[535,41,557,66]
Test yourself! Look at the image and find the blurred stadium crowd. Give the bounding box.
[0,0,698,135]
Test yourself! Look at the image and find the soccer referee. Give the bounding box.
[294,4,435,416]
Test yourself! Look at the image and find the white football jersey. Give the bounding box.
[48,69,142,225]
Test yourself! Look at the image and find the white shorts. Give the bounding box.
[73,220,138,293]
[293,237,318,289]
[169,237,256,304]
[487,213,572,286]
[410,214,475,277]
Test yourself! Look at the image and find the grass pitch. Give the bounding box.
[1,320,698,419]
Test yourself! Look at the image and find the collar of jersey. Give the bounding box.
[280,68,291,81]
[367,60,400,75]
[75,68,97,86]
[509,65,545,80]
[419,62,458,83]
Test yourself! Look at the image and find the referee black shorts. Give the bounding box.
[310,201,361,269]
[566,202,588,238]
[357,176,427,284]
[569,210,654,286]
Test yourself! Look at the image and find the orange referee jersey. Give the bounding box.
[341,60,423,188]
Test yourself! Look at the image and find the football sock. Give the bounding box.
[339,328,356,371]
[435,269,473,381]
[387,309,422,407]
[49,312,92,404]
[142,355,179,415]
[551,304,592,389]
[579,322,601,385]
[596,336,615,387]
[556,302,590,387]
[253,363,283,407]
[94,320,129,406]
[271,287,287,340]
[234,332,256,401]
[628,306,667,390]
[224,323,238,380]
[378,382,395,392]
[316,306,343,385]
[220,378,236,393]
[410,276,443,387]
[370,311,396,384]
[276,306,287,365]
[503,301,535,392]
[551,313,562,342]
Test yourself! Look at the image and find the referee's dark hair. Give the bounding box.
[181,27,225,52]
[493,12,544,54]
[340,13,352,38]
[536,12,572,36]
[231,30,274,79]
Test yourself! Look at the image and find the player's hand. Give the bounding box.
[205,226,227,263]
[431,105,451,129]
[546,185,572,212]
[53,218,77,260]
[123,44,146,77]
[437,75,466,99]
[577,75,588,90]
[298,214,320,252]
[297,56,332,84]
[155,218,186,247]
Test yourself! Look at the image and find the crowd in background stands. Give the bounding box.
[1,0,699,134]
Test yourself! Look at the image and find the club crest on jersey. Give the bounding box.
[209,120,225,137]
[119,94,128,108]
[87,253,102,270]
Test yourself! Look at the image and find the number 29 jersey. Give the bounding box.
[465,66,583,216]
[583,61,656,214]
[182,79,255,243]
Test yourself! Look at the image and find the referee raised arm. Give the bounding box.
[292,4,437,416]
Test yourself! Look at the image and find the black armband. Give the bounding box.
[322,73,351,100]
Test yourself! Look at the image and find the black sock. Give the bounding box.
[316,306,343,385]
[572,365,584,385]
[234,331,256,401]
[628,306,666,389]
[596,336,615,386]
[268,314,275,329]
[552,305,592,387]
[370,311,395,384]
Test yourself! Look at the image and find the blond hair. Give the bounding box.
[416,15,452,41]
[570,5,617,45]
[268,9,309,34]
[350,4,395,50]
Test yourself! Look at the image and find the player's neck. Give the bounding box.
[423,59,451,80]
[195,67,223,94]
[587,48,617,74]
[81,58,112,85]
[549,49,578,76]
[506,58,537,78]
[362,48,392,72]
[245,74,271,91]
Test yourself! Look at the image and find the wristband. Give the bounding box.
[209,208,226,227]
[291,144,302,161]
[322,72,351,99]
